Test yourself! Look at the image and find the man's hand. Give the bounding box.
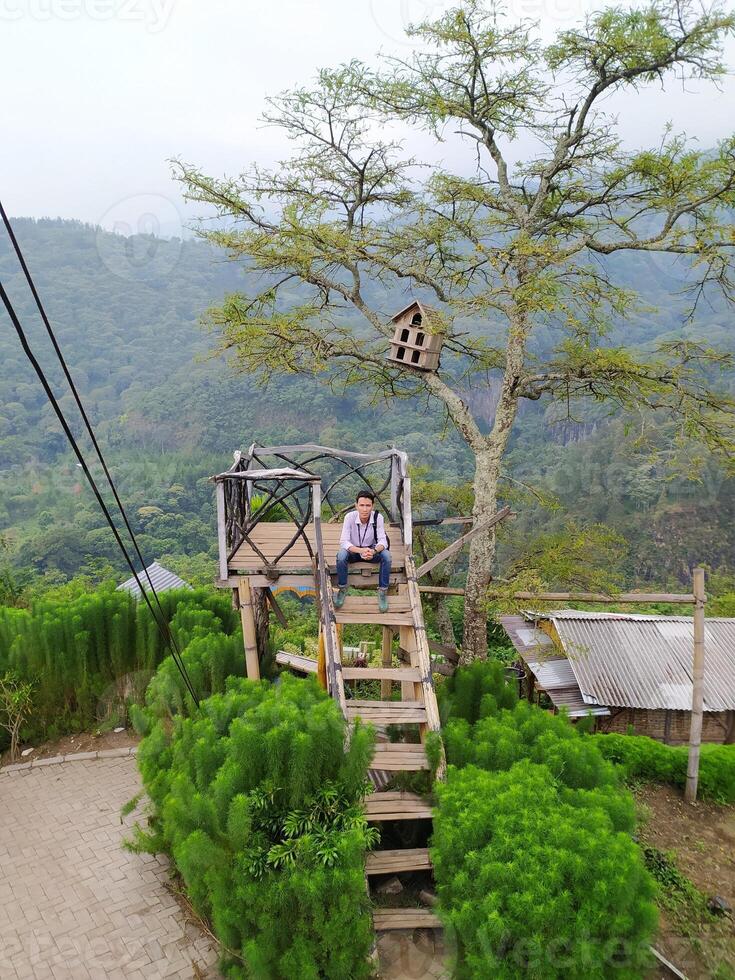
[361,548,374,560]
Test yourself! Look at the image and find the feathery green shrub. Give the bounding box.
[592,732,735,803]
[0,586,237,745]
[432,660,655,974]
[437,656,518,725]
[133,673,376,979]
[431,761,657,979]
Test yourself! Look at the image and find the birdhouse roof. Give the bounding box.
[390,300,447,334]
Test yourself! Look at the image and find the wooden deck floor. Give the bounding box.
[229,522,406,572]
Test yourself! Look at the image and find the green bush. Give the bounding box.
[133,673,376,979]
[431,661,654,974]
[592,733,735,804]
[0,586,238,747]
[431,761,657,979]
[437,657,518,725]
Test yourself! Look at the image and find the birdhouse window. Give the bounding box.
[388,301,448,373]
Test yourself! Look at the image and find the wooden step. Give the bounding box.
[346,700,427,723]
[343,667,422,682]
[364,791,433,822]
[335,609,414,626]
[371,743,429,770]
[373,908,442,931]
[340,595,411,613]
[366,847,432,875]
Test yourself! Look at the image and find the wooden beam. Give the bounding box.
[216,481,228,581]
[276,651,317,674]
[415,506,512,580]
[420,585,465,596]
[428,639,459,664]
[420,586,698,604]
[381,626,393,699]
[685,567,706,804]
[402,477,413,551]
[492,590,697,604]
[265,589,289,628]
[237,578,260,680]
[413,516,474,527]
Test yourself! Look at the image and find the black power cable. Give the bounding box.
[0,200,168,617]
[0,231,200,707]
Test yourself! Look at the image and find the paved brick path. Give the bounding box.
[0,756,220,979]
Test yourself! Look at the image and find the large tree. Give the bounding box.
[176,0,735,660]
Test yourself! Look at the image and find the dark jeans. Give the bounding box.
[336,548,392,590]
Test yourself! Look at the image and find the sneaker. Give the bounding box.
[334,588,347,609]
[377,589,389,614]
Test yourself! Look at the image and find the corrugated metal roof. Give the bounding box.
[549,611,735,712]
[117,561,192,598]
[498,614,555,656]
[525,656,577,691]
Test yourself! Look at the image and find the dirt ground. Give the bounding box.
[636,784,735,979]
[1,726,141,767]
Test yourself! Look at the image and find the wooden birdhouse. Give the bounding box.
[387,301,446,372]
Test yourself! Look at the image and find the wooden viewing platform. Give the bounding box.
[212,444,446,942]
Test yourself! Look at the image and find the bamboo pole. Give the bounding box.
[685,567,706,804]
[419,586,697,603]
[238,577,261,680]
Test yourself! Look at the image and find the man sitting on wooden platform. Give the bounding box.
[334,490,391,613]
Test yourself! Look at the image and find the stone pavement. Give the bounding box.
[376,929,451,979]
[0,755,220,979]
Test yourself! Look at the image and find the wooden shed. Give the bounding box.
[500,610,735,744]
[387,301,446,372]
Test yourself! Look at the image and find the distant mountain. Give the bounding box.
[0,217,731,590]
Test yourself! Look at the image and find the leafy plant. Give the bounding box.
[132,672,376,978]
[0,672,34,761]
[432,761,657,979]
[592,733,735,804]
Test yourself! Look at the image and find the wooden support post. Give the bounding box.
[381,626,393,699]
[238,577,261,680]
[685,567,706,804]
[216,480,228,581]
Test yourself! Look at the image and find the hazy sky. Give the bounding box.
[2,0,733,237]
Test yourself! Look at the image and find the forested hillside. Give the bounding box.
[0,217,732,596]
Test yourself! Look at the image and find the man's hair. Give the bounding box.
[355,490,375,504]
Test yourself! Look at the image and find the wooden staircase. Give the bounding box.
[314,544,444,939]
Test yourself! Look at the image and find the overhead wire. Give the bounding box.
[0,207,200,706]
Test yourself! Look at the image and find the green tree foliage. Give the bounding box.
[175,0,735,659]
[0,587,237,746]
[132,673,376,979]
[0,672,34,761]
[593,732,735,804]
[431,661,654,975]
[431,762,657,979]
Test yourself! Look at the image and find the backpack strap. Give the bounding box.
[372,510,379,547]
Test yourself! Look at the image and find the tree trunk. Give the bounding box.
[254,587,271,674]
[434,596,457,649]
[461,307,527,661]
[461,449,501,661]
